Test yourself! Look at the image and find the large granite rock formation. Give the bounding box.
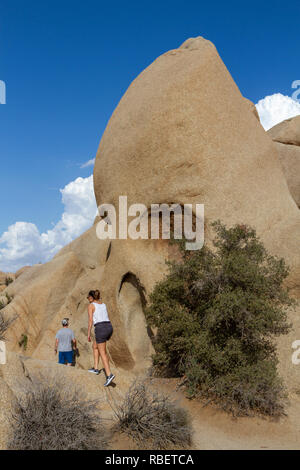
[94,36,300,387]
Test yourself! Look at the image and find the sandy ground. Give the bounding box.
[108,378,300,450]
[2,354,300,450]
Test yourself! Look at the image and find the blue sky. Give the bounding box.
[0,0,300,270]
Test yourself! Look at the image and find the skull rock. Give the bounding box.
[94,37,300,385]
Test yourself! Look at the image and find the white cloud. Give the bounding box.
[256,93,300,130]
[80,158,95,169]
[0,175,97,272]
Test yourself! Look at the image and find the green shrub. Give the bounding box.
[110,379,192,449]
[5,292,13,304]
[5,277,13,286]
[145,221,296,416]
[18,334,28,351]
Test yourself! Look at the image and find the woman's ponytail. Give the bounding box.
[94,290,101,300]
[88,289,101,300]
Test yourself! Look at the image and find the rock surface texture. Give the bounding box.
[268,116,300,208]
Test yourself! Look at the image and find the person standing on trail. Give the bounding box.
[55,318,76,366]
[87,289,115,387]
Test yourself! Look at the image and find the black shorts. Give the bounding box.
[94,321,113,344]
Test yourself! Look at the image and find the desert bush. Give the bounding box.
[145,221,296,417]
[0,312,16,341]
[8,375,109,450]
[18,333,28,351]
[110,379,192,449]
[5,292,13,304]
[5,276,13,286]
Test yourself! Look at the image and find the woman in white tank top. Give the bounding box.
[92,302,110,324]
[87,289,115,387]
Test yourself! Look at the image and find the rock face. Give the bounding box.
[3,226,111,370]
[15,266,31,279]
[94,37,299,282]
[268,116,300,208]
[0,377,14,449]
[2,37,300,392]
[268,116,300,146]
[93,36,300,388]
[244,98,260,121]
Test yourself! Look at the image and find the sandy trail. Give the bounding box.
[148,379,300,450]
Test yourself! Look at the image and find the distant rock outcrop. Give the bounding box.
[15,266,31,279]
[268,116,300,208]
[0,272,15,289]
[268,115,300,146]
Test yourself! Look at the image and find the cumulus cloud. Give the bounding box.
[80,158,95,169]
[0,175,97,272]
[256,93,300,130]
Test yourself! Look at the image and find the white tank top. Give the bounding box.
[93,302,110,325]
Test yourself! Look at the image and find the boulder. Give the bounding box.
[4,252,84,357]
[15,266,31,279]
[3,225,111,371]
[268,116,300,208]
[268,115,300,146]
[94,36,300,284]
[54,224,110,269]
[94,36,300,387]
[273,142,300,208]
